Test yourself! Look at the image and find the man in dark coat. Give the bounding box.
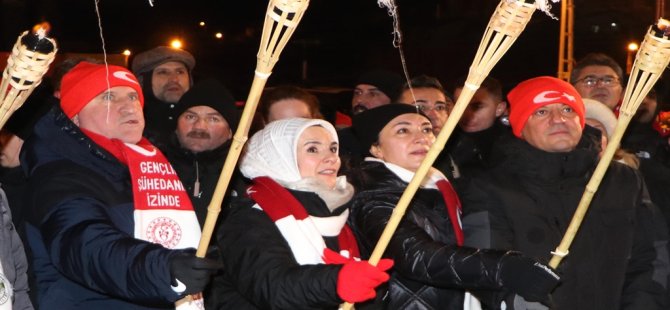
[21,62,220,309]
[622,90,670,228]
[131,46,196,147]
[161,79,242,225]
[461,76,669,310]
[447,76,510,179]
[338,70,404,174]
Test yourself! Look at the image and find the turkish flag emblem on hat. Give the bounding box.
[507,76,585,137]
[59,62,144,118]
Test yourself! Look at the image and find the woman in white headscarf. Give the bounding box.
[583,98,639,168]
[213,118,392,309]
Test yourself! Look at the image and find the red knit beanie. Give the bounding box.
[507,76,585,137]
[60,62,144,118]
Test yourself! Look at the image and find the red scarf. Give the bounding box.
[436,180,464,246]
[83,129,201,250]
[247,177,360,264]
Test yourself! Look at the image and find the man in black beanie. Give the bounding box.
[161,79,245,309]
[351,70,403,115]
[338,70,403,174]
[161,79,242,225]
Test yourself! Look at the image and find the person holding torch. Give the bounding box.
[347,104,560,309]
[460,76,669,309]
[215,118,393,309]
[21,62,222,309]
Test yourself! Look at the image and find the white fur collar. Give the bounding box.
[283,176,354,211]
[364,157,448,189]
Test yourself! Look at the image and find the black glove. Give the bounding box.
[169,252,223,296]
[499,252,560,306]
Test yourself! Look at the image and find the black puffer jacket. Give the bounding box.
[348,160,530,310]
[213,189,347,309]
[461,134,669,310]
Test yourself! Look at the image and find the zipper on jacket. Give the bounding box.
[193,160,201,198]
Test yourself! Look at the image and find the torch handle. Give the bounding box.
[548,117,631,268]
[195,72,269,258]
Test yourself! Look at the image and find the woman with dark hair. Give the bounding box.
[215,118,392,309]
[251,86,322,134]
[347,104,560,309]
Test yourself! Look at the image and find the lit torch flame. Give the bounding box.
[31,22,51,40]
[655,18,670,37]
[21,22,55,54]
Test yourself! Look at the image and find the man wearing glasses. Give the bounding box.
[395,75,458,178]
[570,53,625,111]
[397,75,454,135]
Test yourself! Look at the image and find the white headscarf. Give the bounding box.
[583,98,617,139]
[240,118,339,187]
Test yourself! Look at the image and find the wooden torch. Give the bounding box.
[195,0,310,257]
[341,0,540,309]
[0,22,57,129]
[548,18,670,269]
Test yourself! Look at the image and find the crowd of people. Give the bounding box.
[0,45,669,310]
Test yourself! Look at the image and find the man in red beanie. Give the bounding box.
[507,76,585,152]
[20,62,221,309]
[460,76,669,309]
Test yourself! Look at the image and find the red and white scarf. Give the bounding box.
[247,176,360,265]
[83,129,201,250]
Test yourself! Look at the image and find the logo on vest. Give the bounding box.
[146,217,182,249]
[0,273,10,305]
[533,90,576,104]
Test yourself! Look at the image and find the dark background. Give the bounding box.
[1,0,667,106]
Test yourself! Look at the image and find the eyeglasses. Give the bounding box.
[416,102,452,113]
[576,76,620,88]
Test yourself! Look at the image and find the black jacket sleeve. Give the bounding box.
[351,192,513,291]
[217,202,343,310]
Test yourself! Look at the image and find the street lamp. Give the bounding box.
[122,49,131,67]
[627,41,639,74]
[170,39,183,49]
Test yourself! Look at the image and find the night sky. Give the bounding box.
[1,0,665,103]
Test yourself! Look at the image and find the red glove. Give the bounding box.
[336,259,393,303]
